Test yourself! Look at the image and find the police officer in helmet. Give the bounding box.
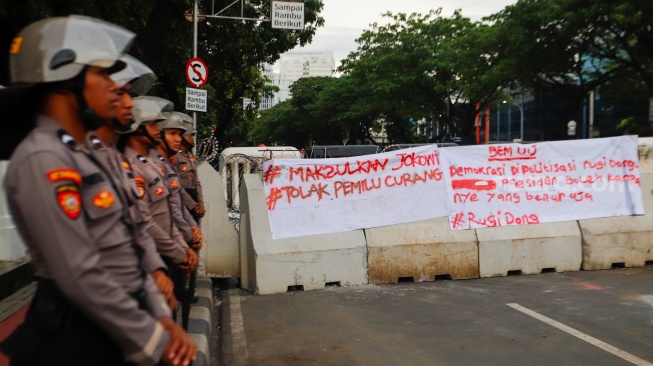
[0,15,196,366]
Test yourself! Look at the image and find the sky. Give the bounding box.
[292,0,518,67]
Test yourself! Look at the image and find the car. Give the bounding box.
[382,143,457,152]
[306,145,382,158]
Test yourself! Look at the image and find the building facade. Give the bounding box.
[261,51,335,110]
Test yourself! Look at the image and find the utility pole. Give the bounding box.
[193,0,198,137]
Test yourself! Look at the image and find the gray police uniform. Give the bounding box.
[172,150,203,214]
[123,146,188,265]
[150,150,196,242]
[3,116,169,365]
[108,145,167,275]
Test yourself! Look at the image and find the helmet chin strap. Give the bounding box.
[111,117,133,132]
[72,69,105,131]
[160,131,177,156]
[182,138,195,149]
[133,125,160,147]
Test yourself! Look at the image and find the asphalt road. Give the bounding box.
[220,266,653,366]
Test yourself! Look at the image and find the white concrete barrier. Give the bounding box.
[239,174,368,295]
[578,155,653,270]
[0,161,26,261]
[477,222,582,277]
[366,217,479,284]
[198,162,240,277]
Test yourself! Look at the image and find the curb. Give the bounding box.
[187,278,214,366]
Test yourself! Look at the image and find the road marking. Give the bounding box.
[228,289,250,363]
[507,303,653,366]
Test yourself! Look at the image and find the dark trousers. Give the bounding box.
[0,279,131,366]
[162,256,185,302]
[184,187,200,300]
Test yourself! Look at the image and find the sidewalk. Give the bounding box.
[0,281,35,366]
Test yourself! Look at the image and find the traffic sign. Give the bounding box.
[271,1,305,30]
[186,58,208,88]
[186,87,207,112]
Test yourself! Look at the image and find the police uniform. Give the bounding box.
[2,116,169,365]
[124,146,189,307]
[107,146,168,275]
[150,150,197,242]
[123,146,189,265]
[172,150,203,220]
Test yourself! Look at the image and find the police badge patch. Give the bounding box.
[56,185,81,219]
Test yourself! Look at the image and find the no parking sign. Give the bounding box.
[185,58,208,88]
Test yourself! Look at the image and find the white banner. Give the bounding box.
[438,136,644,230]
[263,145,449,239]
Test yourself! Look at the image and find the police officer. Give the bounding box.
[0,16,195,366]
[168,112,206,306]
[154,113,205,324]
[153,115,203,248]
[110,55,176,310]
[117,97,198,310]
[173,113,206,222]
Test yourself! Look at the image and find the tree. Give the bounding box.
[485,0,649,130]
[339,10,506,142]
[0,0,325,149]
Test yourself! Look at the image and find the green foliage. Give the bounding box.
[0,0,324,150]
[616,116,649,136]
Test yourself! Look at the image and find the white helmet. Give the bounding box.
[111,55,156,96]
[10,15,134,84]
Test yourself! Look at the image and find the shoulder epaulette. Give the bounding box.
[57,130,76,150]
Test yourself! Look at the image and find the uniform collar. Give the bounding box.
[36,115,102,152]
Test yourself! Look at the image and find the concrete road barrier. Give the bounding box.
[199,163,240,278]
[366,217,479,284]
[239,174,368,295]
[579,158,653,269]
[477,222,582,277]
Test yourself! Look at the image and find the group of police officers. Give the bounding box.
[0,15,207,366]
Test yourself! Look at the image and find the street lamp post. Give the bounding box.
[503,100,524,142]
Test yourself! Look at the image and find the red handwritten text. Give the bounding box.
[289,159,389,182]
[392,152,440,171]
[334,178,382,198]
[510,161,577,175]
[467,211,540,228]
[488,145,537,162]
[385,169,443,187]
[450,165,506,177]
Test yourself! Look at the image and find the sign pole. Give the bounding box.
[193,0,198,140]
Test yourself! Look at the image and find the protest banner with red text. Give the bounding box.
[438,136,644,230]
[263,145,449,239]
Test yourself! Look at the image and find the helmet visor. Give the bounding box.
[11,15,135,83]
[111,55,156,95]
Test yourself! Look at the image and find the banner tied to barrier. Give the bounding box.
[262,136,643,239]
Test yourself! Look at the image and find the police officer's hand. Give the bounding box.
[195,202,206,218]
[152,269,176,310]
[158,317,197,366]
[191,226,203,249]
[179,248,198,271]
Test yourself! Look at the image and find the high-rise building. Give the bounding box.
[261,51,335,110]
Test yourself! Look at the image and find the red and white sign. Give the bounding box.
[263,145,449,239]
[438,136,643,230]
[185,58,208,88]
[262,137,644,239]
